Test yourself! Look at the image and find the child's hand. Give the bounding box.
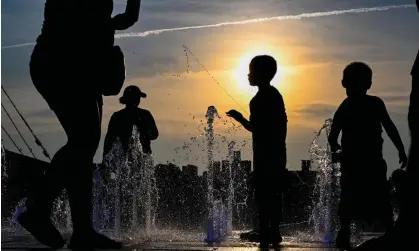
[226,110,243,121]
[399,151,408,169]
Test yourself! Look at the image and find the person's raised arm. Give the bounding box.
[379,98,407,168]
[237,116,252,132]
[112,0,142,31]
[328,105,343,153]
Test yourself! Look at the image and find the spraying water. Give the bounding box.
[308,118,341,243]
[205,105,219,243]
[102,126,159,239]
[226,141,235,234]
[51,192,72,233]
[170,108,252,239]
[204,105,242,243]
[7,125,161,239]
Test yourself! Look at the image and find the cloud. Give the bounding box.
[4,3,417,50]
[293,103,337,119]
[25,109,54,119]
[116,4,415,39]
[1,0,44,46]
[380,94,410,103]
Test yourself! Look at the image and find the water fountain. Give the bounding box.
[308,118,341,243]
[204,105,228,243]
[101,126,159,239]
[226,141,235,235]
[0,110,388,248]
[3,126,159,242]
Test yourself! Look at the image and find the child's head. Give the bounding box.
[342,62,372,97]
[248,55,277,86]
[119,85,147,107]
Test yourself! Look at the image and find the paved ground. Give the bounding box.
[1,239,343,251]
[2,225,382,250]
[1,231,365,250]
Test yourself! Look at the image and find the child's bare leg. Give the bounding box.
[337,193,351,248]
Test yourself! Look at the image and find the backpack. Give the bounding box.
[102,45,126,96]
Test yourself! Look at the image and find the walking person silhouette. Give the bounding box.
[103,85,159,228]
[328,62,407,249]
[18,0,142,249]
[227,55,288,249]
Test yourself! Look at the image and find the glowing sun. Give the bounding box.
[232,51,283,95]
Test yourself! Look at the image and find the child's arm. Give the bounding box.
[103,114,117,158]
[112,0,142,31]
[226,110,252,132]
[145,111,159,140]
[237,116,252,132]
[279,96,287,142]
[379,98,408,168]
[328,105,343,153]
[273,94,287,143]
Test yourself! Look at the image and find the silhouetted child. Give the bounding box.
[328,62,407,249]
[227,55,287,248]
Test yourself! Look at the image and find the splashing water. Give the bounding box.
[308,118,341,243]
[170,106,251,241]
[11,199,26,235]
[205,106,220,242]
[204,105,238,243]
[51,192,72,233]
[102,126,159,240]
[226,141,235,234]
[7,125,160,240]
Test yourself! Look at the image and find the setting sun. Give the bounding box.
[232,50,284,96]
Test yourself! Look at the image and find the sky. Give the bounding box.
[1,0,418,176]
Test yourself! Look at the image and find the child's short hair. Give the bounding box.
[342,62,372,90]
[250,55,277,81]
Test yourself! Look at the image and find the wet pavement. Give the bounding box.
[1,230,371,250]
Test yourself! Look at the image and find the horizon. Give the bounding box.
[2,0,418,177]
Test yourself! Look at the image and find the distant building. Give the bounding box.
[221,160,230,171]
[233,151,241,161]
[301,160,311,173]
[240,160,252,175]
[155,163,181,177]
[281,160,317,223]
[212,161,221,175]
[182,164,198,177]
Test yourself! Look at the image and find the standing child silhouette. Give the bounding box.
[328,62,407,249]
[227,55,287,249]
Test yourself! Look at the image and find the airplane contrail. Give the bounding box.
[2,4,415,50]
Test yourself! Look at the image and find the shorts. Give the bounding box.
[339,157,392,222]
